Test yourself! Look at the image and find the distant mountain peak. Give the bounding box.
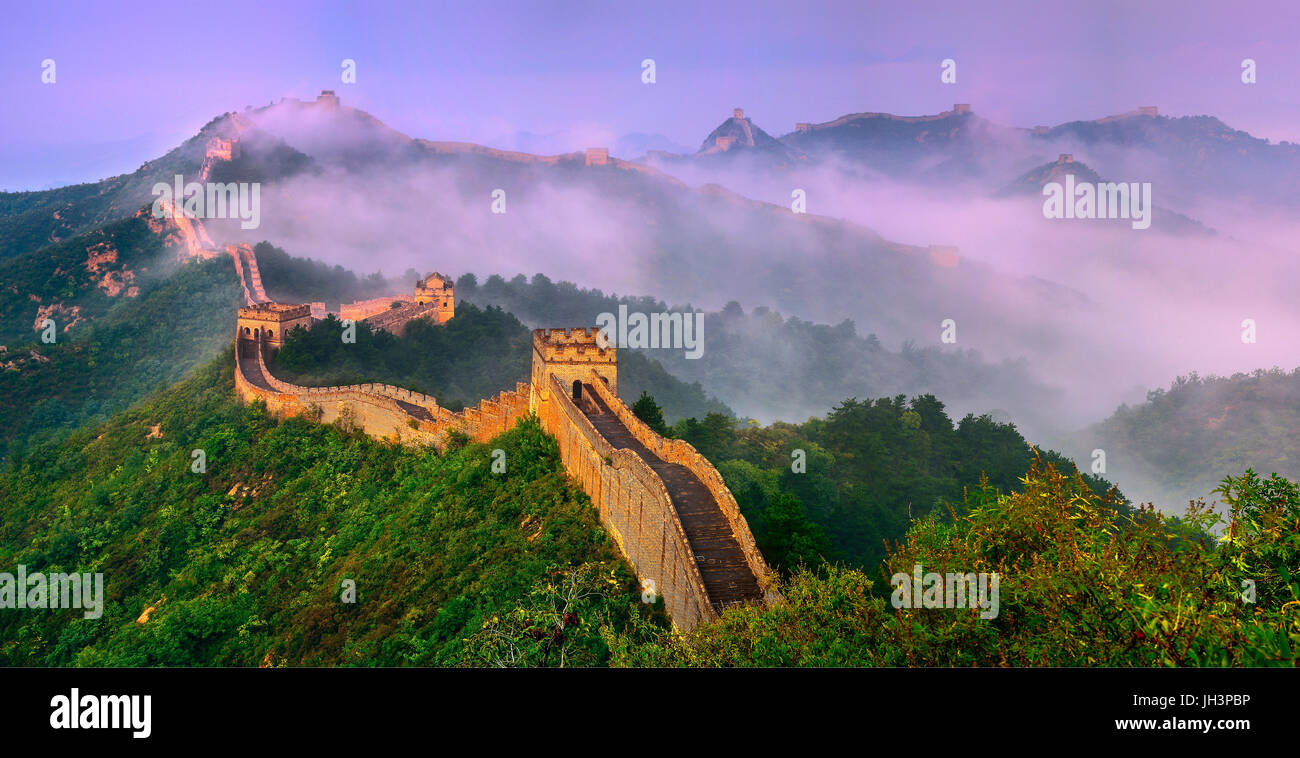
[698,107,789,155]
[999,153,1103,196]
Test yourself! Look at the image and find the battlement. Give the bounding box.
[585,147,609,166]
[237,302,313,349]
[715,135,737,151]
[414,271,453,300]
[413,271,455,324]
[238,302,312,319]
[532,327,608,349]
[205,137,240,161]
[531,327,617,399]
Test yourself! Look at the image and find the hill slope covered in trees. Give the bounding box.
[1062,369,1300,512]
[0,353,658,666]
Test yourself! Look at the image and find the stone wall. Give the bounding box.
[235,336,529,448]
[536,372,714,630]
[228,244,269,305]
[234,318,771,632]
[584,374,777,604]
[340,295,414,322]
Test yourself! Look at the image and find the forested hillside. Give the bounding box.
[2,348,1292,667]
[607,462,1300,667]
[633,392,1119,571]
[1064,369,1300,511]
[0,353,659,666]
[0,257,243,463]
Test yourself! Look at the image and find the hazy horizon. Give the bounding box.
[3,0,1299,191]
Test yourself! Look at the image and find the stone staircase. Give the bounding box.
[578,383,764,611]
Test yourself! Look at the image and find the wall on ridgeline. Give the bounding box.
[584,375,776,604]
[535,373,715,630]
[235,336,529,447]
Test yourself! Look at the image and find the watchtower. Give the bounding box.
[953,103,972,115]
[531,328,617,408]
[205,137,240,161]
[733,108,744,119]
[236,302,313,355]
[585,147,609,166]
[414,271,455,324]
[317,89,340,108]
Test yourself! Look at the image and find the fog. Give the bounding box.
[199,104,1300,509]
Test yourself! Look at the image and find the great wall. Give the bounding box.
[230,270,773,630]
[199,116,771,627]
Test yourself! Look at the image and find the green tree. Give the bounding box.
[631,391,669,436]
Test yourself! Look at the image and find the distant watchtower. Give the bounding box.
[205,137,240,161]
[236,303,313,355]
[585,147,609,166]
[531,328,617,409]
[1058,153,1074,164]
[953,103,972,115]
[1137,106,1158,117]
[414,271,455,324]
[733,108,744,119]
[317,89,340,108]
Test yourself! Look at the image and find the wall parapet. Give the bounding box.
[584,373,777,603]
[541,374,715,630]
[234,309,768,632]
[236,335,527,448]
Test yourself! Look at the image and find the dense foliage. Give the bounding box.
[271,304,531,411]
[0,352,658,666]
[1066,368,1300,511]
[657,393,1121,571]
[252,241,398,308]
[606,462,1300,667]
[0,213,172,345]
[0,257,243,463]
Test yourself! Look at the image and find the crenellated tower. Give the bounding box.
[530,327,617,410]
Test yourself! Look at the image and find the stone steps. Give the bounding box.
[581,384,763,611]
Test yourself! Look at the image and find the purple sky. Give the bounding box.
[2,0,1297,190]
